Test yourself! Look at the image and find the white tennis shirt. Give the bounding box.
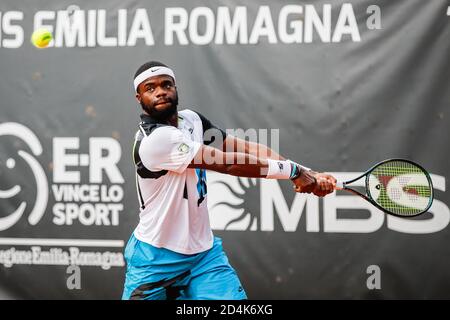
[133,109,220,254]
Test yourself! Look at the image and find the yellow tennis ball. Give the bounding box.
[31,28,53,48]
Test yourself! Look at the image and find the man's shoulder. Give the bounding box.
[138,125,183,157]
[179,108,200,121]
[135,122,168,140]
[145,125,179,140]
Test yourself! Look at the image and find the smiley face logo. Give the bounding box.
[0,122,48,231]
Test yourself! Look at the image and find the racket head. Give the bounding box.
[365,159,434,217]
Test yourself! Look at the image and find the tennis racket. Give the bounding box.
[335,159,434,217]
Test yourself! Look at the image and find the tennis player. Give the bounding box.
[122,61,336,300]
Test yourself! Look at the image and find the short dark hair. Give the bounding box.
[134,61,169,79]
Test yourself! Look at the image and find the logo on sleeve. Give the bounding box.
[178,143,190,154]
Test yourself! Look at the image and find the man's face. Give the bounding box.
[136,75,178,121]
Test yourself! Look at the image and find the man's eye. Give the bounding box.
[165,84,173,89]
[147,87,155,92]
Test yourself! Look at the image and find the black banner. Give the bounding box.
[0,0,449,299]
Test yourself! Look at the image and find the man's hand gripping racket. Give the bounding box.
[292,170,336,197]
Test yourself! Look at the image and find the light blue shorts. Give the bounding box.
[121,234,247,300]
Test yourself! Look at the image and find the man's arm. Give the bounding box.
[188,144,336,197]
[219,135,335,196]
[188,144,269,178]
[221,135,284,161]
[196,112,335,196]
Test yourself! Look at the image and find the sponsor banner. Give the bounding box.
[1,0,449,299]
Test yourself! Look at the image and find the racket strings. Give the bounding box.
[367,160,432,216]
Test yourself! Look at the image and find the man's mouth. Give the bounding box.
[155,100,170,106]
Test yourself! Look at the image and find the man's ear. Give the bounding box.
[135,92,141,104]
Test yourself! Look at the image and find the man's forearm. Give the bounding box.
[224,136,285,161]
[221,153,269,177]
[191,141,304,179]
[247,141,284,161]
[190,149,269,178]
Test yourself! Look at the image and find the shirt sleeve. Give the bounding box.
[193,111,227,148]
[139,126,202,174]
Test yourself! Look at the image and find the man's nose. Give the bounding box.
[155,86,167,97]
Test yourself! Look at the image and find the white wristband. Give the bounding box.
[266,159,292,179]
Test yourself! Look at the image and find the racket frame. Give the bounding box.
[338,158,434,218]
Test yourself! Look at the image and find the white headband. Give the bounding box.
[133,66,176,91]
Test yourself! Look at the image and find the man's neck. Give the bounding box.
[166,112,178,127]
[143,110,178,127]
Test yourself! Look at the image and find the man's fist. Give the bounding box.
[311,172,337,197]
[292,170,336,197]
